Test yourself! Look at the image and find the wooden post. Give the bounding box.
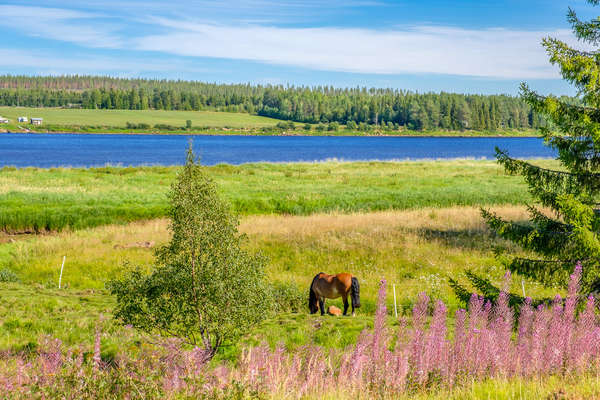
[521,279,526,298]
[58,256,66,289]
[393,283,398,318]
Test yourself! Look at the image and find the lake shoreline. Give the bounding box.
[1,129,540,138]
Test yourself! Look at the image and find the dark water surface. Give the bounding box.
[0,133,556,168]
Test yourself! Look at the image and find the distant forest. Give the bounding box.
[0,75,547,131]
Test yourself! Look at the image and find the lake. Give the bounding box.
[0,133,556,168]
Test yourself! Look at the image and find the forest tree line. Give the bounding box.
[0,75,547,131]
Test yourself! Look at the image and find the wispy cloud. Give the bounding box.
[0,48,218,77]
[0,5,122,48]
[0,4,587,81]
[135,21,575,79]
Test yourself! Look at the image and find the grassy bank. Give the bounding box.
[0,107,281,129]
[0,160,557,233]
[0,106,537,136]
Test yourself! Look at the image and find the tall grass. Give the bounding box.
[1,206,560,361]
[1,207,554,306]
[0,160,551,233]
[1,264,598,399]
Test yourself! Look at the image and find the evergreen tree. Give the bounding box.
[451,0,600,305]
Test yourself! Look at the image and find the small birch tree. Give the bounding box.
[110,145,270,359]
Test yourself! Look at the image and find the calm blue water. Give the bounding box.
[0,133,556,168]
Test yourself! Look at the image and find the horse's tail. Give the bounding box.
[308,273,323,312]
[351,277,361,308]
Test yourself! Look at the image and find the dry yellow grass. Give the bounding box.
[241,205,531,236]
[1,205,556,312]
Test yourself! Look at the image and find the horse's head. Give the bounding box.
[308,277,319,314]
[309,296,319,314]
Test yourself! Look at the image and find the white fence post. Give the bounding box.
[58,256,66,289]
[393,283,398,318]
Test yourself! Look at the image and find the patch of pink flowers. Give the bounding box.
[2,263,600,398]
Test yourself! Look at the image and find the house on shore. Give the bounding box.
[18,117,28,122]
[30,118,43,125]
[0,117,9,124]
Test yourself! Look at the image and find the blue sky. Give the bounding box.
[0,1,597,95]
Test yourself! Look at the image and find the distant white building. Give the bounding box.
[18,117,27,122]
[30,118,43,125]
[0,117,9,124]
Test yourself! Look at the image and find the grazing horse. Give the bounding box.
[308,272,360,316]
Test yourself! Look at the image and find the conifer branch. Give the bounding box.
[482,209,574,258]
[496,148,600,195]
[568,7,600,44]
[449,272,550,311]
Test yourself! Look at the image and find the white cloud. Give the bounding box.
[135,22,580,79]
[0,5,122,48]
[0,5,588,80]
[0,48,205,75]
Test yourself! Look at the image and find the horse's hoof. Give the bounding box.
[352,313,356,317]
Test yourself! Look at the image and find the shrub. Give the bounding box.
[303,123,311,131]
[125,122,150,130]
[153,124,179,130]
[0,268,19,283]
[271,281,304,313]
[327,122,339,131]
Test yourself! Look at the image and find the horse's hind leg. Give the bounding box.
[342,294,349,316]
[319,298,325,316]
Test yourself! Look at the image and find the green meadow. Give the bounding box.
[0,159,558,233]
[0,106,281,129]
[0,206,557,358]
[0,106,537,135]
[0,159,574,398]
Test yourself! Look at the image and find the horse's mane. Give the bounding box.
[308,272,324,311]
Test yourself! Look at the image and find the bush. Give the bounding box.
[153,124,179,130]
[0,268,20,283]
[271,282,305,313]
[186,120,192,129]
[315,124,326,132]
[125,122,150,130]
[276,121,295,130]
[327,122,339,131]
[346,120,358,130]
[303,123,311,131]
[358,122,372,132]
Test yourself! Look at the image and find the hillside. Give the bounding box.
[0,75,544,133]
[0,107,281,130]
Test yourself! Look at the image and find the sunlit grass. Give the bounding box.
[0,159,559,233]
[0,106,281,128]
[0,206,560,354]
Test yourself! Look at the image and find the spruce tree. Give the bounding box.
[452,1,600,305]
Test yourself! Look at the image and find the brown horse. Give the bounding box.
[308,272,360,316]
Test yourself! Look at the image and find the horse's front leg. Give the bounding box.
[319,298,325,316]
